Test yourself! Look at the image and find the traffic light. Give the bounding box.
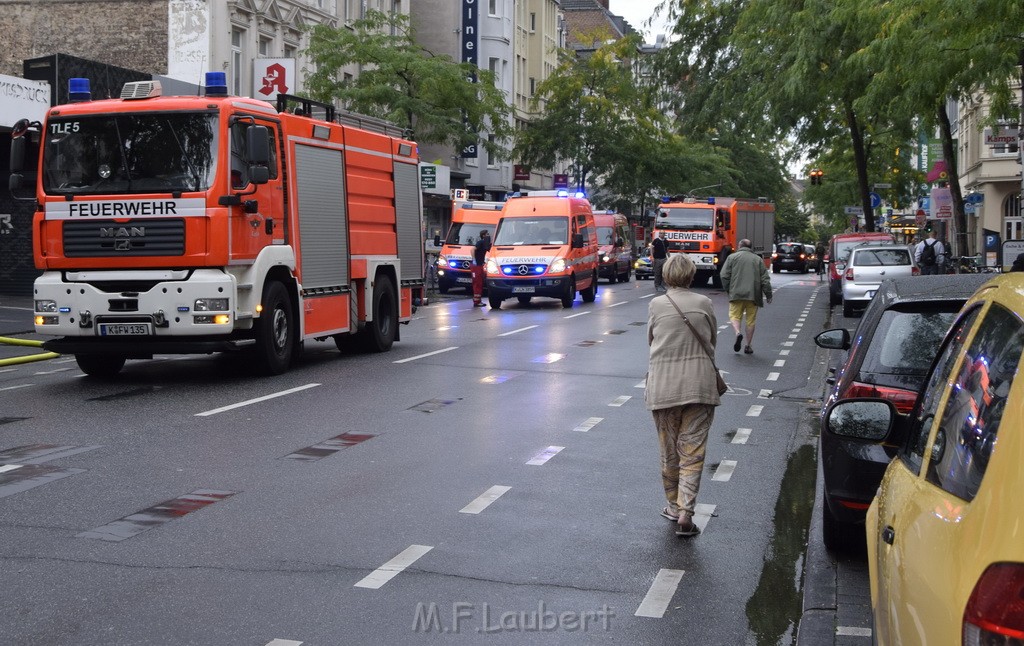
[809,169,823,185]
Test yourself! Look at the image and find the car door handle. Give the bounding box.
[882,525,895,545]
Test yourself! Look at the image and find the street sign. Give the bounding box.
[420,166,437,189]
[915,209,927,227]
[844,206,864,215]
[873,183,892,189]
[869,192,882,209]
[1003,240,1024,271]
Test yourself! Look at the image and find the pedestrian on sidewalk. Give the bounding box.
[652,231,668,292]
[646,253,721,538]
[914,230,945,276]
[719,238,772,355]
[472,229,491,306]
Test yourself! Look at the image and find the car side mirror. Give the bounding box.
[815,328,851,351]
[825,399,895,441]
[433,234,442,247]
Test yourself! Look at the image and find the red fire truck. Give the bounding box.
[8,73,424,377]
[652,196,775,287]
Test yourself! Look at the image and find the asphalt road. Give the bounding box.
[0,272,860,645]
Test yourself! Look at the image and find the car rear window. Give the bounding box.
[852,248,910,266]
[777,243,801,253]
[861,309,960,377]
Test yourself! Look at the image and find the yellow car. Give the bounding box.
[823,272,1024,644]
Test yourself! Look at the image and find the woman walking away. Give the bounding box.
[646,253,722,537]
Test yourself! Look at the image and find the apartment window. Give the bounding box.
[489,0,498,16]
[488,57,500,85]
[231,28,245,96]
[259,37,271,57]
[529,77,535,96]
[487,135,498,168]
[989,121,1020,157]
[530,12,536,31]
[284,45,297,59]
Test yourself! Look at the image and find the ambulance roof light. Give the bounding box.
[68,78,91,103]
[556,190,569,197]
[204,71,228,97]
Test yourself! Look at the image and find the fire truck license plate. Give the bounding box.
[512,286,535,294]
[99,323,152,336]
[456,277,472,283]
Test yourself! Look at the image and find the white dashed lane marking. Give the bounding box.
[712,460,737,481]
[498,325,539,337]
[609,396,631,407]
[564,312,590,319]
[266,640,303,646]
[635,569,685,618]
[460,486,511,514]
[393,346,458,363]
[0,464,25,474]
[607,302,627,308]
[837,626,872,637]
[732,428,752,444]
[758,389,772,399]
[354,545,433,589]
[527,446,564,465]
[573,417,603,432]
[780,349,790,356]
[774,360,786,367]
[195,383,321,417]
[767,372,779,381]
[746,405,764,417]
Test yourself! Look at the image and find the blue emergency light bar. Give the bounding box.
[205,71,228,96]
[68,78,91,102]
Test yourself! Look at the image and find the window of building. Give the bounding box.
[284,45,297,59]
[231,28,245,96]
[488,57,500,85]
[489,0,498,16]
[530,12,536,31]
[989,121,1020,157]
[529,77,536,96]
[487,135,498,168]
[259,37,271,57]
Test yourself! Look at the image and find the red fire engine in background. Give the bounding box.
[8,72,424,377]
[652,196,775,287]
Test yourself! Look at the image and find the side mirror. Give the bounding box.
[433,234,442,247]
[824,399,895,441]
[246,126,270,165]
[9,135,26,173]
[815,328,851,351]
[9,173,23,191]
[572,233,584,249]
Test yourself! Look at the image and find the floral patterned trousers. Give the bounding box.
[652,404,714,518]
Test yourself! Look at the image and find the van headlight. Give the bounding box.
[486,258,498,274]
[550,258,566,273]
[602,254,610,263]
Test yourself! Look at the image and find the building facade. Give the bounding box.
[957,83,1023,263]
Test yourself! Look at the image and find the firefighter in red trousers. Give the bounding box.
[472,229,491,306]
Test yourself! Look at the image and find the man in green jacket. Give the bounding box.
[719,239,773,354]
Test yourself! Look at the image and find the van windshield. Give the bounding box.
[494,216,568,245]
[445,221,496,246]
[597,226,617,246]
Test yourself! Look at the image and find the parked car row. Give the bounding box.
[814,271,1024,643]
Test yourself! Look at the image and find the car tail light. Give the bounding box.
[772,253,778,259]
[845,267,854,280]
[800,253,806,259]
[844,382,917,413]
[912,266,921,276]
[963,563,1024,644]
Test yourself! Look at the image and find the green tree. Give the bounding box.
[303,10,513,157]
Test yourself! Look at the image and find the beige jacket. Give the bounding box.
[645,287,721,410]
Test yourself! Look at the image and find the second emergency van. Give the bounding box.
[594,211,632,283]
[436,200,504,294]
[485,191,599,309]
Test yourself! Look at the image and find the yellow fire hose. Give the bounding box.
[0,336,61,366]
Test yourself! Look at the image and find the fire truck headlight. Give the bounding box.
[194,298,229,312]
[486,259,498,274]
[35,300,57,313]
[194,314,232,325]
[35,315,58,325]
[550,258,566,273]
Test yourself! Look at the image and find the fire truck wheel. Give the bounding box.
[252,280,295,375]
[75,353,126,378]
[561,277,576,308]
[364,274,397,352]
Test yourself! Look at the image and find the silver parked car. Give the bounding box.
[840,245,918,316]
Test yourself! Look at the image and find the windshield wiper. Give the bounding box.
[166,118,200,191]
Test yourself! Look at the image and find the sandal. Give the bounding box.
[675,517,700,537]
[660,507,679,522]
[744,345,753,354]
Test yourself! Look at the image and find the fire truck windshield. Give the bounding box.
[657,207,715,230]
[42,112,218,195]
[493,216,568,245]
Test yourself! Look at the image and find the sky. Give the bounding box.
[609,0,673,42]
